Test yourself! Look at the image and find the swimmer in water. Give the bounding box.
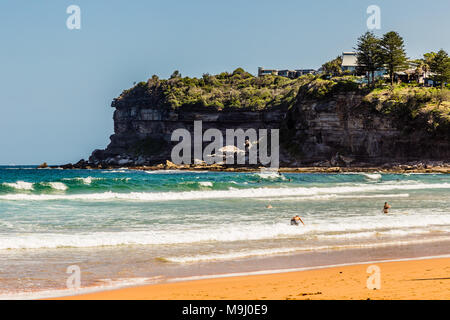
[383,202,391,214]
[290,215,305,226]
[266,204,273,209]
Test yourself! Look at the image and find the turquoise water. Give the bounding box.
[0,167,449,297]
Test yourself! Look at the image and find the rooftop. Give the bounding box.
[342,52,357,67]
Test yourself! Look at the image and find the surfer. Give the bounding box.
[290,215,305,226]
[383,202,391,214]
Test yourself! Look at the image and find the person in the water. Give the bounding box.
[383,202,391,214]
[290,215,305,226]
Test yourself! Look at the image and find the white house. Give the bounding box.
[341,52,358,72]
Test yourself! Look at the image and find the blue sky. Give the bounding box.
[1,0,449,165]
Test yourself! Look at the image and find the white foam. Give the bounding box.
[363,173,382,180]
[255,193,411,201]
[168,238,450,263]
[166,238,450,263]
[44,182,68,191]
[0,276,162,300]
[167,248,302,263]
[63,177,129,184]
[198,181,213,187]
[1,213,449,250]
[255,171,286,180]
[1,182,448,202]
[77,177,93,185]
[0,224,306,249]
[145,170,208,174]
[2,181,34,191]
[167,254,450,282]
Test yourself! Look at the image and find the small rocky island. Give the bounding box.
[63,69,450,173]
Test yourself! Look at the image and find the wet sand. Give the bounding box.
[58,257,450,300]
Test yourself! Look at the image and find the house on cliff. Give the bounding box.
[341,52,358,73]
[341,51,387,81]
[258,67,316,78]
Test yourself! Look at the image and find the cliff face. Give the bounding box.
[89,77,450,167]
[283,92,449,166]
[90,104,286,166]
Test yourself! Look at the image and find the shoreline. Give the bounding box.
[53,255,450,300]
[48,164,450,174]
[0,237,449,300]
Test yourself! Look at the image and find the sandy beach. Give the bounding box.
[57,257,450,300]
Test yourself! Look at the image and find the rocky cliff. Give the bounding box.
[87,72,450,168]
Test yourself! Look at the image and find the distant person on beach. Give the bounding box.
[290,215,305,226]
[383,202,391,214]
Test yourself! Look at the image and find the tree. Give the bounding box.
[429,49,450,88]
[321,56,343,76]
[170,70,181,79]
[379,31,408,85]
[423,52,436,72]
[355,31,382,86]
[412,60,425,78]
[232,67,245,75]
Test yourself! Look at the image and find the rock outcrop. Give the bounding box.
[89,105,287,166]
[86,76,450,168]
[37,162,48,169]
[282,92,450,166]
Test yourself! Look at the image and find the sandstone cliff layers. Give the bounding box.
[85,75,449,168]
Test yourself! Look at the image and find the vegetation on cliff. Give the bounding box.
[115,68,449,138]
[116,68,310,111]
[297,77,449,137]
[363,85,450,137]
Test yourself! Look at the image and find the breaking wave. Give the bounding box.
[41,182,68,191]
[1,182,449,202]
[2,181,34,191]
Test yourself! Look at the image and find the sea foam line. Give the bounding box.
[167,253,450,282]
[0,182,449,202]
[0,277,162,301]
[254,193,411,201]
[41,182,68,191]
[2,181,34,191]
[165,236,450,263]
[1,220,449,250]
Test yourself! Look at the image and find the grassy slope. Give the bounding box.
[363,85,450,137]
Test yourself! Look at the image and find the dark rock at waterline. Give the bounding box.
[37,162,48,169]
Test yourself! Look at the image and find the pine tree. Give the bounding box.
[429,49,450,88]
[321,56,343,76]
[380,31,408,85]
[355,31,382,86]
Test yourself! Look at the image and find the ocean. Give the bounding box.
[0,166,449,298]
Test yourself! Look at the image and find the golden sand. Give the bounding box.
[57,257,450,300]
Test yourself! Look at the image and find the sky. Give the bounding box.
[0,0,449,165]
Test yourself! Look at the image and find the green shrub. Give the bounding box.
[116,68,310,111]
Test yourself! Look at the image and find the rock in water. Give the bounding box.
[37,162,48,169]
